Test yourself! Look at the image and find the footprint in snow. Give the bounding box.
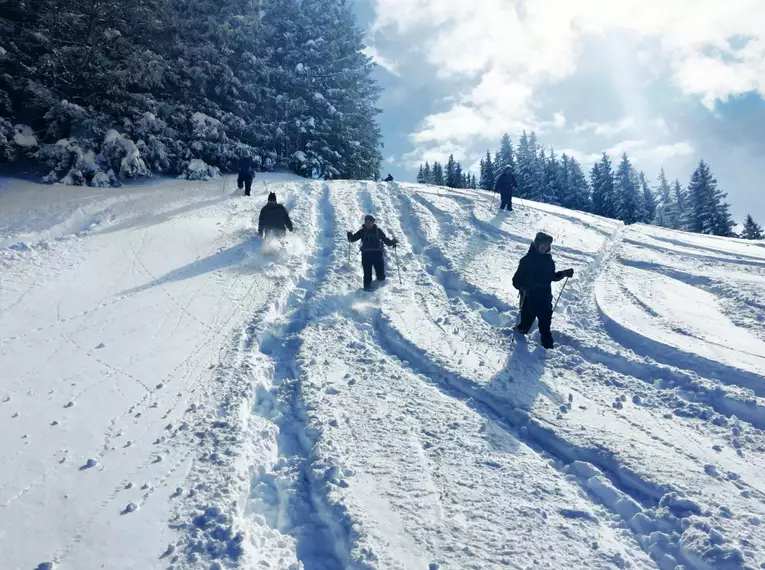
[80,458,98,470]
[95,343,105,350]
[35,563,55,570]
[121,502,139,515]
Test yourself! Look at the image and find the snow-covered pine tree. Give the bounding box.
[455,163,464,189]
[516,131,542,200]
[685,160,734,236]
[471,174,477,189]
[433,161,444,186]
[653,168,674,228]
[615,154,644,225]
[539,149,561,205]
[741,215,764,240]
[591,154,617,218]
[480,151,494,190]
[417,165,425,184]
[445,154,457,188]
[568,157,591,212]
[423,162,432,184]
[673,180,687,230]
[639,171,656,224]
[0,0,383,182]
[498,133,515,171]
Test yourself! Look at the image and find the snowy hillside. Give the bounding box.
[1,176,764,570]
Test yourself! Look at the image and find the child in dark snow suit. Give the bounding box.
[347,215,398,291]
[238,156,255,196]
[258,192,293,238]
[512,232,574,349]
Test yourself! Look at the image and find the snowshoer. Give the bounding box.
[323,173,332,181]
[494,165,516,211]
[238,154,255,196]
[347,215,398,291]
[512,232,574,349]
[258,192,293,238]
[384,173,394,182]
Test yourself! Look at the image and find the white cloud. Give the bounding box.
[573,117,638,137]
[372,0,765,160]
[362,44,401,77]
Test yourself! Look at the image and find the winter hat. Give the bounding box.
[268,192,277,202]
[533,232,553,247]
[364,214,376,224]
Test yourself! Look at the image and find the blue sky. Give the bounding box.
[353,0,765,222]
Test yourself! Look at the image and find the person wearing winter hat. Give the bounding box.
[347,214,398,291]
[258,192,294,238]
[511,232,574,349]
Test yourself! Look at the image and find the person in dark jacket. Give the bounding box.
[494,165,516,211]
[238,154,255,196]
[512,232,574,349]
[384,173,394,182]
[258,193,293,238]
[347,214,398,291]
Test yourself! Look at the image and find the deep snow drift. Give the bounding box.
[1,176,764,570]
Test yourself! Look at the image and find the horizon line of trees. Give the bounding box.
[416,154,478,189]
[418,131,762,240]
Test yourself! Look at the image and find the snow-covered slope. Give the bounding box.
[1,178,764,570]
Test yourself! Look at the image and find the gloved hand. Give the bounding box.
[391,238,399,248]
[563,268,574,278]
[346,231,353,242]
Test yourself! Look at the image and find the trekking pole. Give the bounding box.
[347,241,351,266]
[491,191,498,211]
[553,277,569,313]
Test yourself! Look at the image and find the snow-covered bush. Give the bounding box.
[43,100,94,141]
[36,138,86,178]
[101,130,151,179]
[190,112,225,142]
[0,118,15,161]
[178,159,220,181]
[13,125,38,149]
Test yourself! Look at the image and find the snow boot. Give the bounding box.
[513,325,529,335]
[541,334,555,350]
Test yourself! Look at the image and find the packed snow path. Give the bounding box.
[1,176,764,570]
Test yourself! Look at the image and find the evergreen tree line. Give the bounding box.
[416,154,478,189]
[421,131,762,239]
[0,0,383,185]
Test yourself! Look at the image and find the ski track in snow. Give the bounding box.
[1,177,764,570]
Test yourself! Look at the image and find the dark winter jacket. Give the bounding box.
[384,175,394,182]
[239,157,255,180]
[512,245,567,303]
[494,169,516,197]
[348,225,396,252]
[258,202,293,236]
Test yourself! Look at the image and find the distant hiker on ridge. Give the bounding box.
[258,192,293,238]
[384,173,394,182]
[347,214,398,291]
[238,153,256,197]
[495,165,516,212]
[512,232,574,349]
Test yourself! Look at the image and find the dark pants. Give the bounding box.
[238,175,253,196]
[517,293,553,346]
[361,251,385,289]
[499,193,513,211]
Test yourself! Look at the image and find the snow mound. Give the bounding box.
[178,158,221,181]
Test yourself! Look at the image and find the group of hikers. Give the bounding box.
[240,154,572,349]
